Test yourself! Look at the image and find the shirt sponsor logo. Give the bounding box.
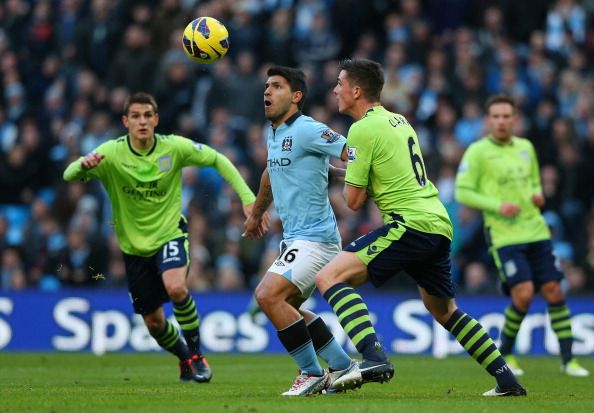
[281,136,293,151]
[158,156,172,172]
[121,162,137,170]
[267,158,291,167]
[321,129,340,143]
[122,180,166,201]
[347,146,357,163]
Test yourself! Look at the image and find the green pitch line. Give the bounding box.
[0,353,592,413]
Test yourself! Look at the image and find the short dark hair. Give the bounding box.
[485,94,517,114]
[338,59,384,102]
[123,92,158,115]
[266,65,307,110]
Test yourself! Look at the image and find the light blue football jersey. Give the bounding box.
[266,113,346,243]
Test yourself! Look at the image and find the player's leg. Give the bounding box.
[411,232,525,396]
[500,281,533,376]
[299,308,355,391]
[290,241,352,374]
[256,273,328,395]
[255,240,331,396]
[123,252,201,382]
[532,240,590,377]
[492,244,535,376]
[315,251,393,390]
[160,237,211,382]
[142,306,202,382]
[420,290,525,396]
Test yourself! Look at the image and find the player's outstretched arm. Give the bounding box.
[243,169,272,240]
[63,152,105,182]
[455,186,505,214]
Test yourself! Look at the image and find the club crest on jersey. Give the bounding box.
[519,149,530,163]
[282,136,293,151]
[321,129,340,143]
[158,155,172,172]
[192,142,204,151]
[347,146,357,162]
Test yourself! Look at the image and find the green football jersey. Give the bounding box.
[345,106,452,239]
[63,134,254,256]
[455,136,550,248]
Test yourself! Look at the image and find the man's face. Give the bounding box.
[122,103,159,140]
[333,70,356,115]
[486,102,516,142]
[263,75,298,124]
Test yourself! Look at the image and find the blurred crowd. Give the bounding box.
[1,0,594,294]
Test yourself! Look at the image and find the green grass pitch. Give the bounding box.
[1,353,592,413]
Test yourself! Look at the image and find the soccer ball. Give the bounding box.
[182,17,229,64]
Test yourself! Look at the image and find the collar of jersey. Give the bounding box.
[127,134,157,156]
[284,111,302,126]
[487,135,515,146]
[364,105,384,117]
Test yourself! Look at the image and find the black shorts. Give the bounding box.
[492,239,563,295]
[344,221,455,298]
[124,235,189,315]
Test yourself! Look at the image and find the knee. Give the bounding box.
[425,301,458,326]
[254,284,276,311]
[315,269,336,295]
[167,283,189,302]
[541,281,564,302]
[512,285,534,310]
[144,315,165,335]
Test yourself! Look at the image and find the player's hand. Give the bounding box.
[531,193,545,208]
[242,203,270,239]
[499,202,520,217]
[81,152,105,170]
[242,212,270,239]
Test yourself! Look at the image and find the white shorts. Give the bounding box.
[267,239,341,299]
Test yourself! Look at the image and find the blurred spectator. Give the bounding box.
[74,0,122,79]
[262,8,295,66]
[151,0,189,57]
[107,24,157,93]
[545,0,586,55]
[154,60,195,132]
[1,246,27,290]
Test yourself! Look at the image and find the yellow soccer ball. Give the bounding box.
[181,17,229,64]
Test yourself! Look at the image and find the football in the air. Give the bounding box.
[182,17,229,64]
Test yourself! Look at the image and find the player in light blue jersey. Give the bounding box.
[244,66,354,396]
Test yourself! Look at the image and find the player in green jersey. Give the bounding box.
[63,92,267,383]
[455,94,589,378]
[315,59,526,396]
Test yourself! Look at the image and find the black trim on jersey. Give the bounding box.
[345,180,367,188]
[285,111,302,126]
[487,135,515,146]
[364,106,381,117]
[126,134,158,157]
